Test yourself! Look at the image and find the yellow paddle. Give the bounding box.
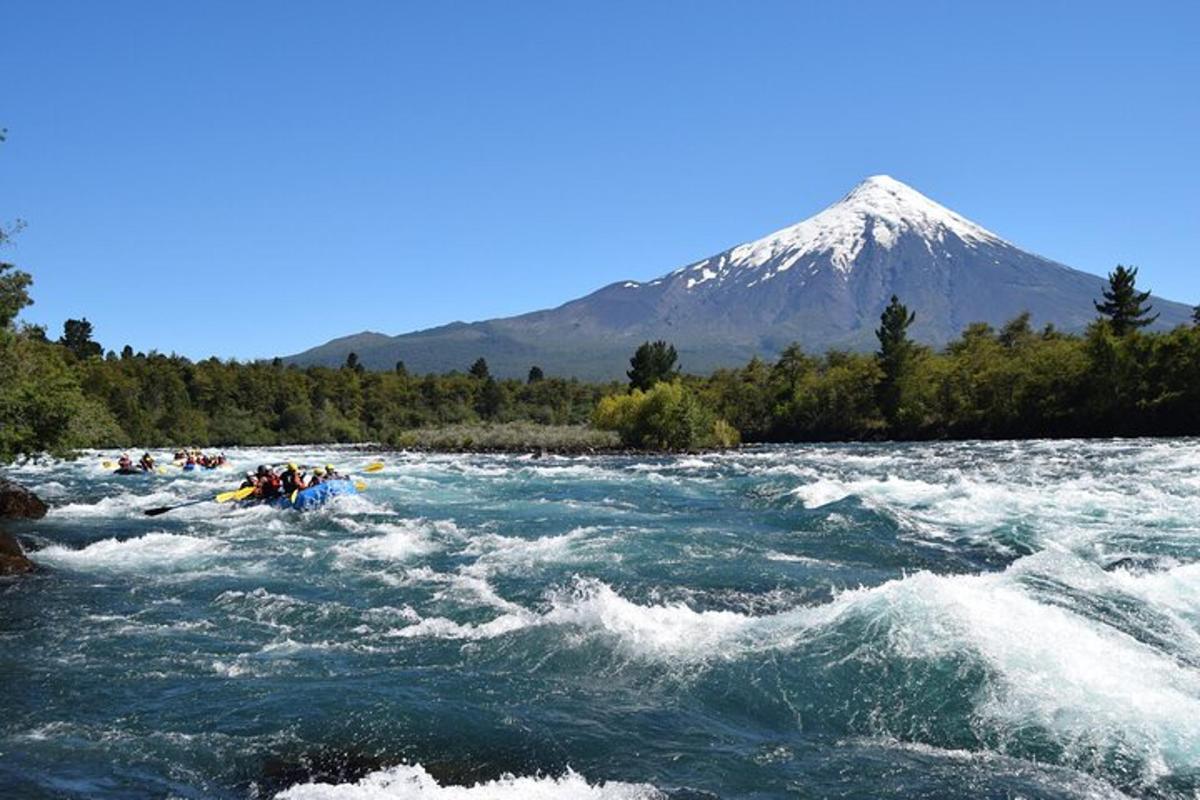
[363,461,384,473]
[214,485,258,504]
[145,485,255,516]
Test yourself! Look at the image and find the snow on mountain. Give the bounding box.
[284,176,1193,379]
[663,175,1005,295]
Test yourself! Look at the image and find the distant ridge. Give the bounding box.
[284,176,1193,378]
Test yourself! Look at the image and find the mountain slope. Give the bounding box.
[286,176,1193,379]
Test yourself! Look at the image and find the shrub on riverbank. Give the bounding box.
[593,381,740,450]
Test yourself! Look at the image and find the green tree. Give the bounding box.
[469,357,490,380]
[627,340,679,391]
[998,311,1034,349]
[344,352,365,373]
[875,295,917,431]
[0,262,33,329]
[476,376,505,419]
[527,365,544,383]
[594,381,736,450]
[1094,264,1158,336]
[0,330,117,460]
[59,318,103,360]
[394,360,408,376]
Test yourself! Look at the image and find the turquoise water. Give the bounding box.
[3,441,1200,799]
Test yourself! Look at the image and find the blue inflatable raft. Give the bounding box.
[266,479,358,511]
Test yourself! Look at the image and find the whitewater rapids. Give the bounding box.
[2,440,1199,798]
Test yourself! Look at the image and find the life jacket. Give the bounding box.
[282,470,306,493]
[260,474,283,498]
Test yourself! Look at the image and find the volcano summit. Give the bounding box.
[287,176,1192,378]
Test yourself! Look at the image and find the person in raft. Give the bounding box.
[280,463,308,494]
[117,453,133,471]
[256,465,284,499]
[138,452,156,472]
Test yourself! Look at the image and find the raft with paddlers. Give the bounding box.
[251,478,359,510]
[105,451,167,475]
[143,461,383,517]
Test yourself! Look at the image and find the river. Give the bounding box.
[2,440,1198,798]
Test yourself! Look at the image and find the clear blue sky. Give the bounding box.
[2,1,1197,360]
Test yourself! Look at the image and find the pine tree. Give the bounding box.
[875,295,916,430]
[468,357,490,380]
[59,318,103,360]
[627,340,679,391]
[1094,264,1158,336]
[395,360,408,376]
[527,365,544,383]
[476,376,504,419]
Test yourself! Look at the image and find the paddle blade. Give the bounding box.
[354,481,367,492]
[364,462,385,473]
[144,506,173,517]
[102,460,114,469]
[216,486,257,503]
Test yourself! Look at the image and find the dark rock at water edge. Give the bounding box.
[0,478,48,520]
[0,531,34,575]
[0,478,46,575]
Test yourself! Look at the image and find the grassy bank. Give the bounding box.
[387,423,621,454]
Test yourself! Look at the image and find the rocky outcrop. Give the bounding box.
[0,477,46,575]
[0,531,34,575]
[0,478,48,520]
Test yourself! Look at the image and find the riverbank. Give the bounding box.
[384,423,624,454]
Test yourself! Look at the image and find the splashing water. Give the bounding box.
[2,440,1199,798]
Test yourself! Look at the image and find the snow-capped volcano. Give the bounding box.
[686,174,1005,283]
[285,176,1192,379]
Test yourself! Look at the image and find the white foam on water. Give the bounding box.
[387,611,536,641]
[384,557,1200,780]
[1106,561,1200,621]
[541,579,759,659]
[35,532,225,573]
[459,527,608,578]
[386,577,844,658]
[333,521,444,564]
[274,763,662,799]
[844,555,1200,783]
[50,491,180,518]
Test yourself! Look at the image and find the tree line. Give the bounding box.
[3,223,1198,459]
[688,265,1200,442]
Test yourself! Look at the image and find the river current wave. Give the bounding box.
[2,440,1199,798]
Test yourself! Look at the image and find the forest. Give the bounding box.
[3,249,1199,461]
